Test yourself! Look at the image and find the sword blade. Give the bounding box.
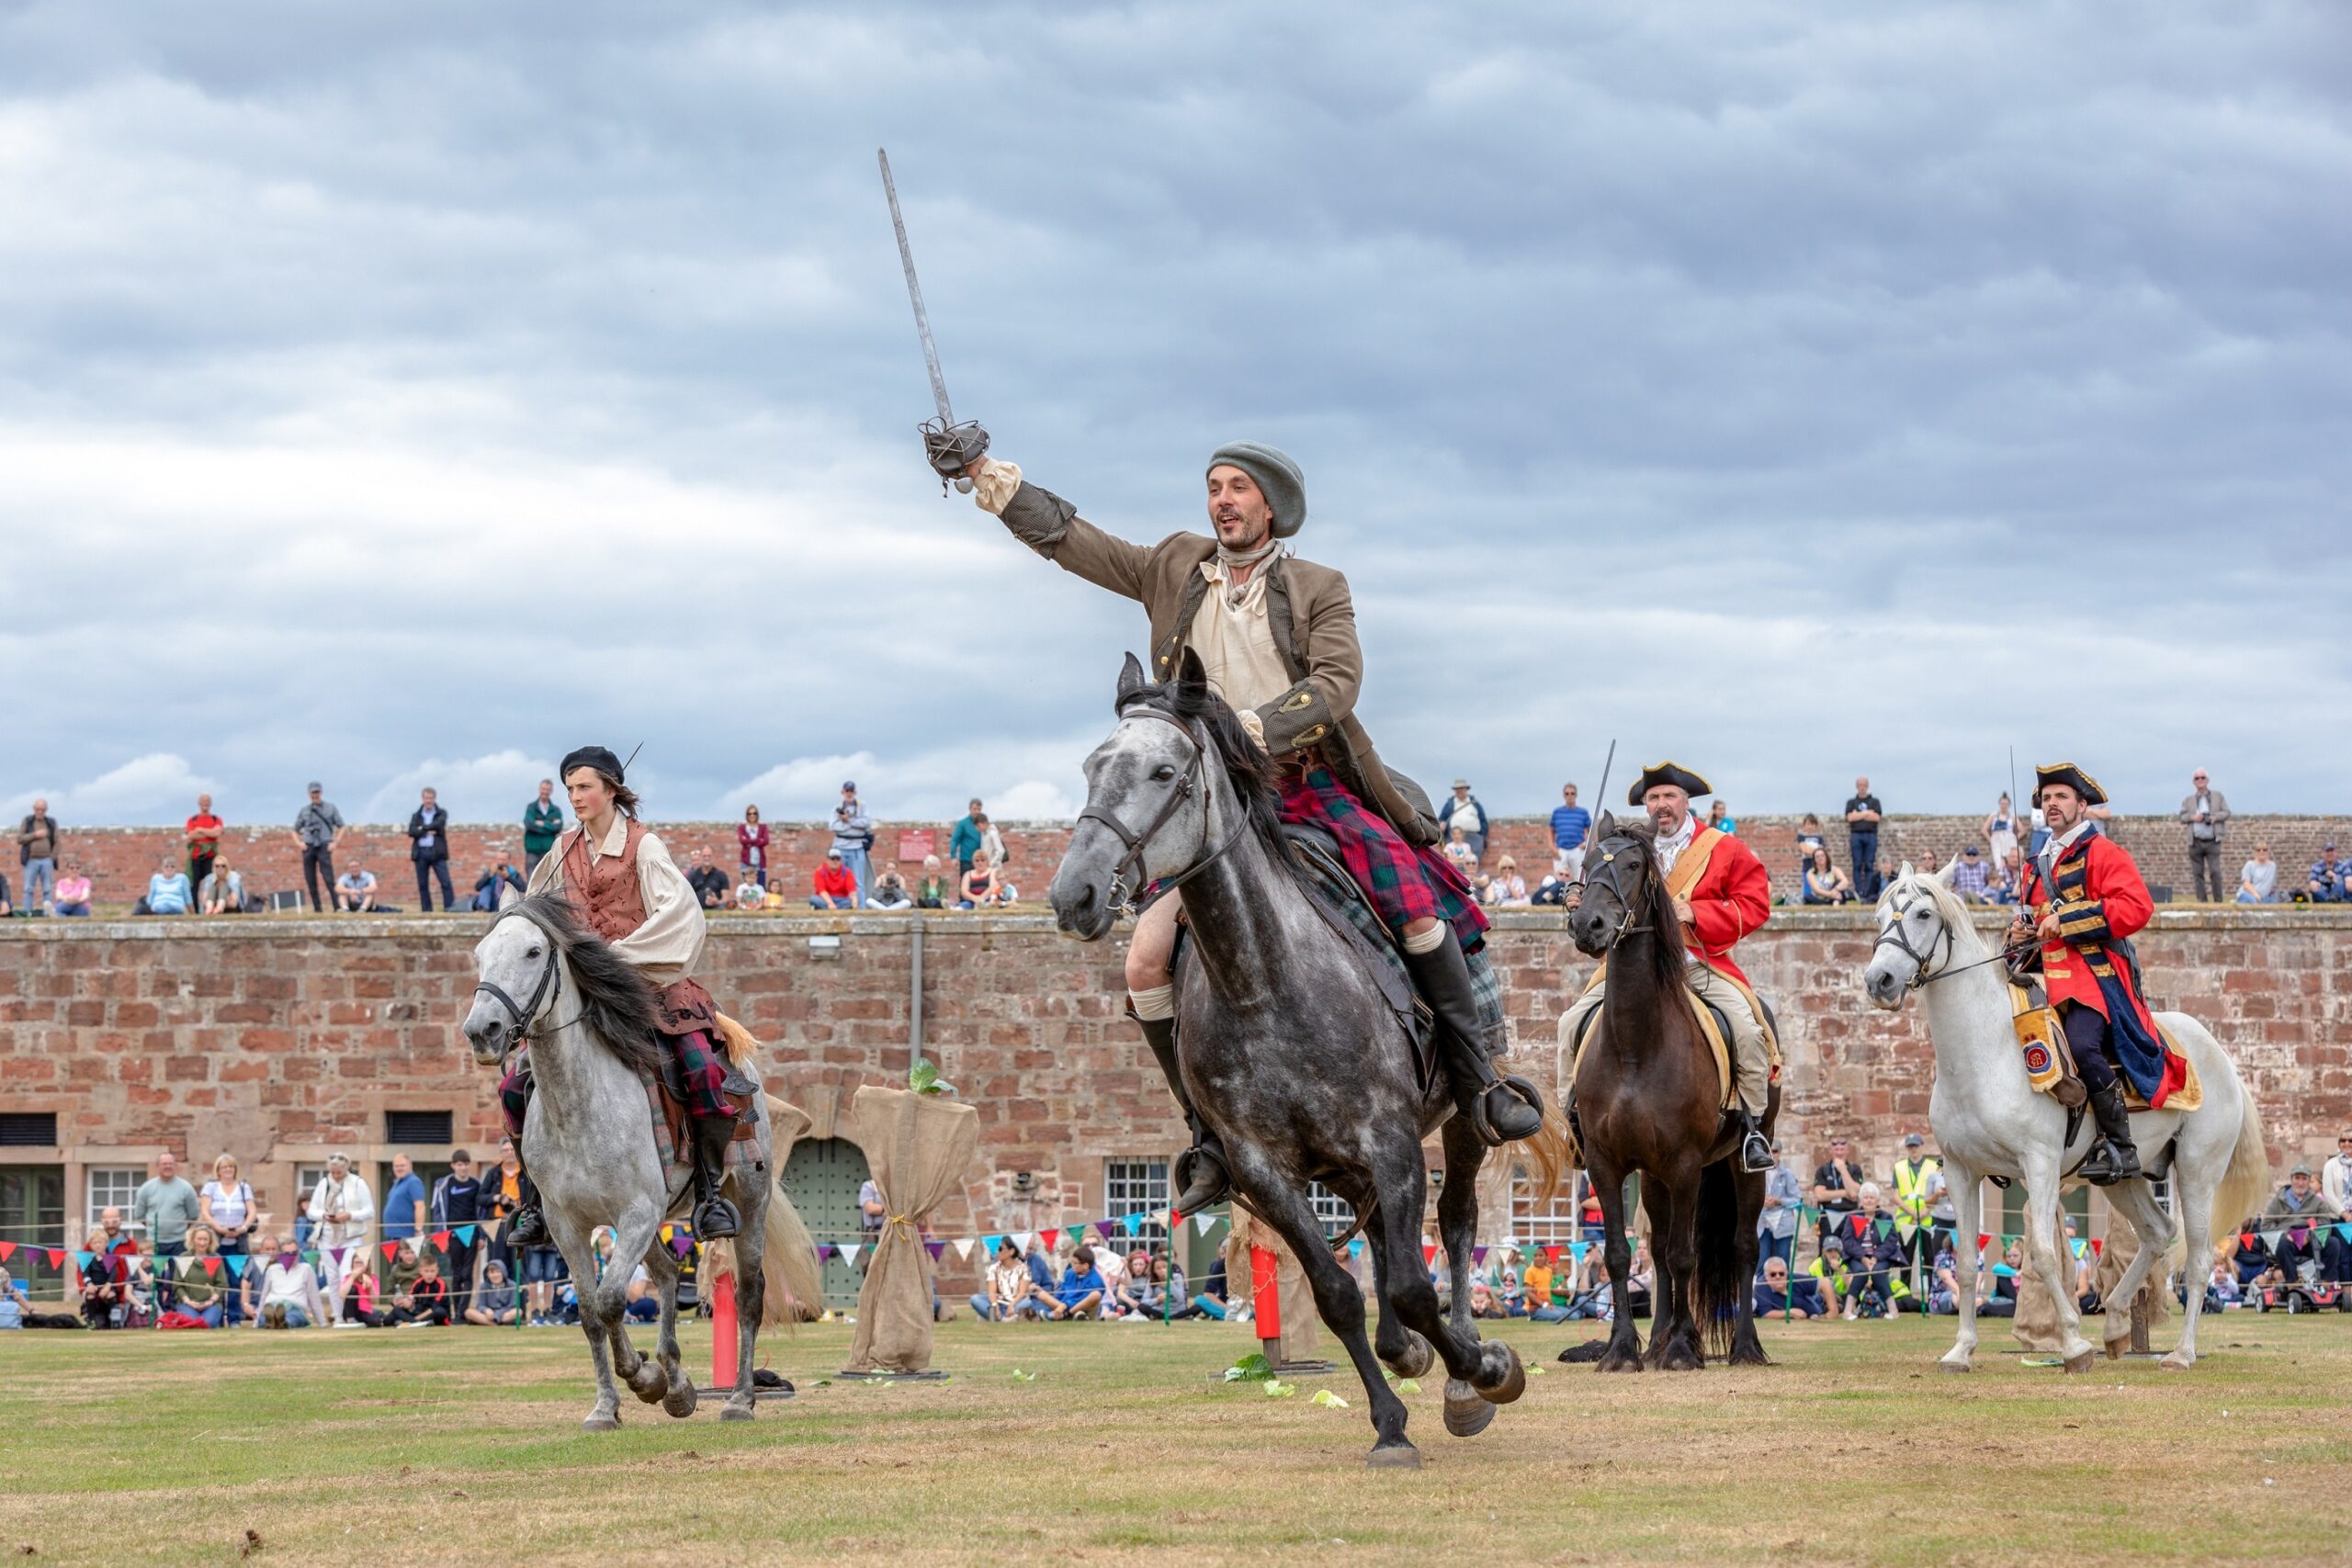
[878,148,955,428]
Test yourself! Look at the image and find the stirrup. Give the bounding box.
[1172,1137,1231,1215]
[1467,1074,1545,1147]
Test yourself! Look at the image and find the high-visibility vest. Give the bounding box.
[1893,1158,1940,1228]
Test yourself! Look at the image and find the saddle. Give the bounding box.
[1168,823,1506,1097]
[2010,984,2201,1113]
[1567,976,1741,1112]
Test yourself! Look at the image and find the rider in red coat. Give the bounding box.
[2007,762,2178,1185]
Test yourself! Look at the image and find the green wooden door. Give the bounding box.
[782,1138,873,1309]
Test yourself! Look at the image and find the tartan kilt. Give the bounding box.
[1279,767,1488,952]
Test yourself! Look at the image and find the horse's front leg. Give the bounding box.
[548,1211,625,1431]
[2020,1159,2095,1371]
[1939,1160,1983,1372]
[1588,1156,1644,1372]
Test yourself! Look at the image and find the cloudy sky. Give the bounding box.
[3,2,2346,829]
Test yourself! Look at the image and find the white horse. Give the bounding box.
[1860,864,2269,1373]
[462,896,821,1428]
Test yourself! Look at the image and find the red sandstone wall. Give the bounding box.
[5,910,2344,1277]
[36,812,2346,913]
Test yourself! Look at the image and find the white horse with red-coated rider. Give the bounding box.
[1860,862,2270,1373]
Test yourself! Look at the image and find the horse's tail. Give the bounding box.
[1692,1158,1746,1363]
[2210,1076,2272,1251]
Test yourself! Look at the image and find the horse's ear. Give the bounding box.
[1898,859,1915,882]
[1115,652,1148,706]
[1175,646,1209,694]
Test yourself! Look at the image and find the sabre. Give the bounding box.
[878,148,989,494]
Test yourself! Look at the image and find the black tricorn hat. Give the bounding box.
[2033,761,2107,808]
[560,744,625,784]
[1628,761,1711,807]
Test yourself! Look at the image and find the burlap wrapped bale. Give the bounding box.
[842,1086,978,1374]
[1226,1204,1320,1363]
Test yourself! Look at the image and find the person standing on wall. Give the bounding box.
[408,786,455,912]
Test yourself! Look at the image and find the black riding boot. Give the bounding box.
[1136,1011,1231,1215]
[2077,1081,2142,1186]
[1401,935,1545,1146]
[506,1167,548,1248]
[690,1117,744,1240]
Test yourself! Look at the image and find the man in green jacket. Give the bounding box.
[960,444,1544,1214]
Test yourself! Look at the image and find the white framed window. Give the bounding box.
[1104,1161,1169,1242]
[1509,1164,1583,1247]
[85,1167,143,1234]
[1308,1182,1355,1240]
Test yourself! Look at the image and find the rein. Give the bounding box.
[471,911,575,1052]
[1080,705,1250,914]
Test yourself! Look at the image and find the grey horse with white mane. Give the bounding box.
[1051,652,1567,1468]
[462,895,820,1428]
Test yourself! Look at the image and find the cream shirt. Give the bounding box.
[524,817,707,986]
[1189,554,1293,748]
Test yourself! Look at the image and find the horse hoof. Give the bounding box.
[719,1403,756,1423]
[662,1381,698,1419]
[2062,1348,2096,1374]
[1383,1330,1436,1381]
[1476,1342,1526,1405]
[1365,1442,1422,1470]
[582,1412,620,1433]
[1442,1380,1497,1438]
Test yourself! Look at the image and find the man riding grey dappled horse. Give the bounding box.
[496,746,758,1247]
[1560,762,1777,1172]
[959,443,1545,1214]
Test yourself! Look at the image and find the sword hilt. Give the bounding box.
[922,417,990,494]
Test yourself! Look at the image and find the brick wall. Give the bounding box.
[27,811,2349,913]
[5,908,2345,1280]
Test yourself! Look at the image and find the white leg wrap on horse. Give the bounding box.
[1129,985,1176,1022]
[1402,922,1447,956]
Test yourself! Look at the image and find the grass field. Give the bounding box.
[3,1312,2348,1566]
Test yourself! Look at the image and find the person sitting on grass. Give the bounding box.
[1049,1245,1107,1320]
[375,1254,450,1326]
[467,1259,523,1325]
[251,1235,327,1328]
[1753,1256,1822,1320]
[970,1239,1030,1322]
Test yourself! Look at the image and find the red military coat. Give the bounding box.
[1665,825,1773,987]
[2018,827,2179,1103]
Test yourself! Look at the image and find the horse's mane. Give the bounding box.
[502,895,670,1079]
[1119,678,1307,887]
[1890,870,1990,962]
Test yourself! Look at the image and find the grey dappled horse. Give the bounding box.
[1051,651,1567,1468]
[462,895,819,1428]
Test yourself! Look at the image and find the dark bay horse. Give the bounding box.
[1565,815,1771,1372]
[1051,652,1568,1468]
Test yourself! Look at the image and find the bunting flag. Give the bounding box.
[952,1238,976,1262]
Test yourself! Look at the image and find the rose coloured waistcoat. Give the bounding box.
[560,820,718,1037]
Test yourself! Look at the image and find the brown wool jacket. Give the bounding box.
[998,480,1442,846]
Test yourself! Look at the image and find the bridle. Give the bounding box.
[1577,834,1657,948]
[1872,883,2021,992]
[471,910,566,1055]
[1078,705,1250,914]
